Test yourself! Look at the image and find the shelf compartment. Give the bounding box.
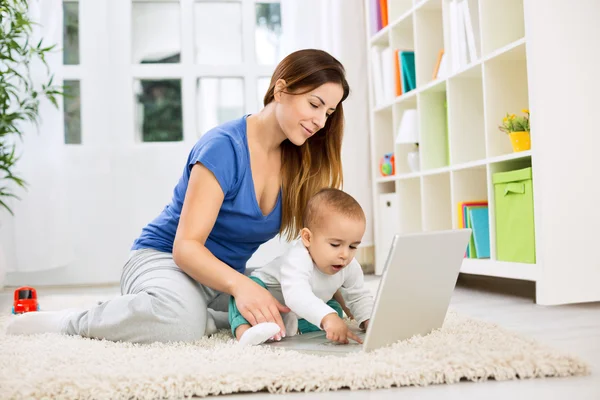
[488,152,531,169]
[390,11,415,52]
[376,181,397,195]
[394,144,420,176]
[451,165,487,229]
[370,27,390,47]
[479,0,525,57]
[483,42,529,158]
[417,82,449,170]
[413,0,444,87]
[443,0,482,73]
[460,259,539,281]
[421,172,452,231]
[392,96,418,174]
[395,177,423,234]
[375,190,399,275]
[486,157,532,259]
[415,0,442,11]
[447,65,485,164]
[389,0,413,25]
[373,107,395,180]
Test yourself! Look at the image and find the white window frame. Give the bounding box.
[61,0,281,147]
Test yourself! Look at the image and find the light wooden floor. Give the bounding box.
[2,275,599,399]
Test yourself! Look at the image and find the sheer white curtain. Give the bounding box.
[7,0,74,273]
[280,0,374,245]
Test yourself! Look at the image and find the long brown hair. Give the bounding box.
[263,49,350,241]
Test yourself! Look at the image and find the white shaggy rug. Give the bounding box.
[0,294,589,399]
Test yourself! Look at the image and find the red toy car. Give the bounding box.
[12,286,40,314]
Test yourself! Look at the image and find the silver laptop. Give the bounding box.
[265,229,472,355]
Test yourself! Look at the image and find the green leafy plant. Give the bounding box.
[0,0,62,214]
[499,109,530,134]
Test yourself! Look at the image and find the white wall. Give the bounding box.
[2,0,372,287]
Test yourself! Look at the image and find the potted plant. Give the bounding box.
[0,0,62,286]
[498,109,531,152]
[1,0,62,214]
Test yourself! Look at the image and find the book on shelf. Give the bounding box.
[370,47,416,106]
[457,201,490,259]
[379,0,388,28]
[381,47,396,103]
[394,49,403,97]
[469,207,490,259]
[400,51,416,93]
[448,0,480,71]
[432,49,448,80]
[461,0,480,63]
[371,46,385,106]
[369,0,388,35]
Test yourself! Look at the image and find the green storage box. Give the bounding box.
[493,167,536,263]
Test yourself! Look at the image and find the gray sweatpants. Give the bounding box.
[63,248,232,343]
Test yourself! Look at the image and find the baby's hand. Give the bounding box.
[321,313,363,344]
[333,290,354,320]
[360,319,370,331]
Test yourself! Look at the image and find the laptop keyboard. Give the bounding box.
[322,341,361,347]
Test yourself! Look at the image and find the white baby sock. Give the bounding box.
[238,322,280,346]
[6,309,79,336]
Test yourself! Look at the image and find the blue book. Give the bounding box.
[399,51,416,92]
[469,207,490,259]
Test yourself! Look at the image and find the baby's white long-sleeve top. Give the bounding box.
[251,240,374,328]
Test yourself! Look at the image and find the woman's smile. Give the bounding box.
[301,124,314,137]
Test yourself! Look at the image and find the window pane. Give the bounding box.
[197,78,244,135]
[63,2,79,65]
[135,79,183,142]
[255,3,282,65]
[257,77,271,109]
[64,80,81,144]
[132,2,181,64]
[194,2,242,64]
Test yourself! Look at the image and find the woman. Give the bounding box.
[7,49,350,344]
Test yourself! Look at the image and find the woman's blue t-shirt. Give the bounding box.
[131,115,282,274]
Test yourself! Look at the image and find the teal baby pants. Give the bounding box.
[228,276,343,336]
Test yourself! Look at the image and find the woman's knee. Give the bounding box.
[141,291,208,342]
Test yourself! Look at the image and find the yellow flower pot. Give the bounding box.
[509,131,531,152]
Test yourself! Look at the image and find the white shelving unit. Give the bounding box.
[364,0,600,305]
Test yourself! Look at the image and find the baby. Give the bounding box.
[230,188,374,346]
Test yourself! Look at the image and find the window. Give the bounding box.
[197,77,245,135]
[63,80,82,144]
[134,79,183,142]
[61,0,283,144]
[62,0,81,144]
[130,0,282,143]
[63,1,79,65]
[194,2,243,65]
[257,76,271,108]
[255,3,282,65]
[132,2,181,64]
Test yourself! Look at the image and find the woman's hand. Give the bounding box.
[233,277,291,339]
